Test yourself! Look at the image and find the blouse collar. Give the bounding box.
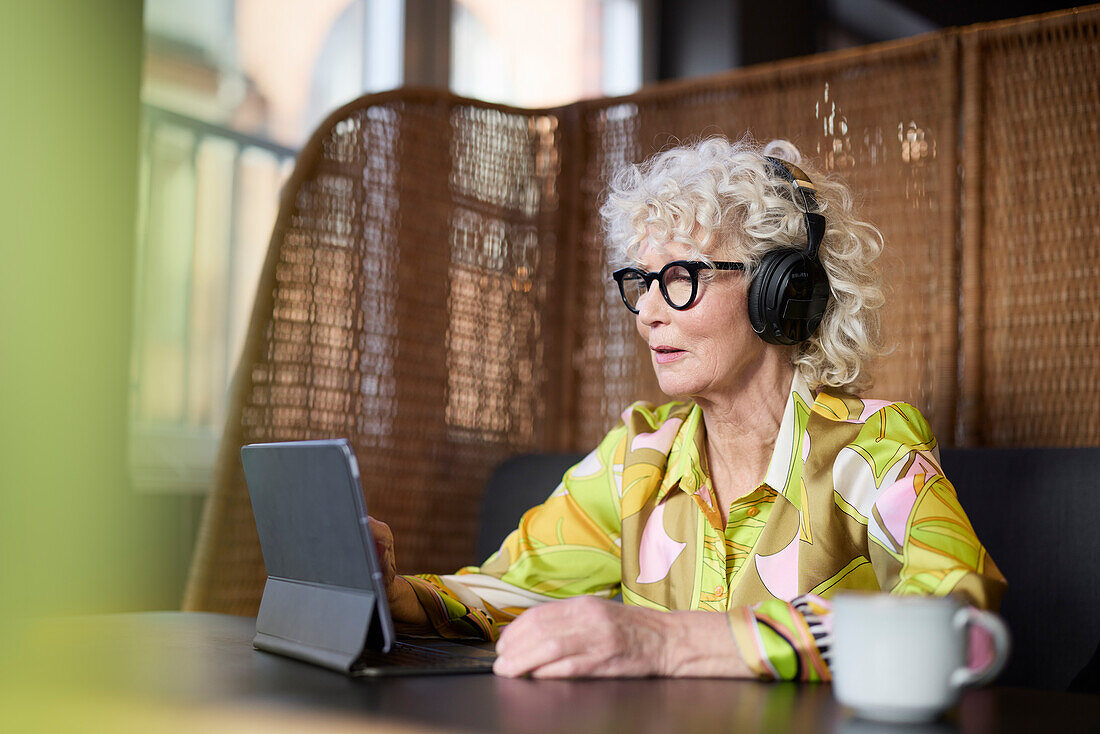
[657,371,816,518]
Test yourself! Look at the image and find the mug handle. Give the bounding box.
[949,606,1012,688]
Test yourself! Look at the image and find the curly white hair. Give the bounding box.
[600,135,885,392]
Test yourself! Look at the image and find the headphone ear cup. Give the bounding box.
[747,250,804,346]
[747,251,779,341]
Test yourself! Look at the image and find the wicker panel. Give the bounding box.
[568,37,961,448]
[185,93,565,614]
[963,10,1100,446]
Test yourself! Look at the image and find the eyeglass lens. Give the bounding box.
[620,263,695,310]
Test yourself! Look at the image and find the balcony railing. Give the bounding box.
[130,103,297,492]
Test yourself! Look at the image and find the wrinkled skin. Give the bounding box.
[369,517,427,627]
[491,596,747,679]
[493,597,673,678]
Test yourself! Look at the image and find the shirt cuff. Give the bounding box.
[402,574,498,641]
[726,595,832,682]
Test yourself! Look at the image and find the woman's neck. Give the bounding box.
[693,354,794,513]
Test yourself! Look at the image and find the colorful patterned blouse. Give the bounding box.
[403,373,1007,681]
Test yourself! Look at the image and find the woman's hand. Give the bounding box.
[492,596,752,679]
[367,516,428,627]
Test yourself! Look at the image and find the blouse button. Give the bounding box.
[714,586,724,597]
[746,507,759,517]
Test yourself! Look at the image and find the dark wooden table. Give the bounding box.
[31,612,1100,733]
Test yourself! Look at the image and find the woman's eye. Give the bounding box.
[666,269,692,283]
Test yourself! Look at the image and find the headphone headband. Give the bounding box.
[763,156,826,260]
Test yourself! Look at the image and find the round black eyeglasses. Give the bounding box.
[612,260,745,313]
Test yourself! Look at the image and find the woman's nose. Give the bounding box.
[636,281,668,326]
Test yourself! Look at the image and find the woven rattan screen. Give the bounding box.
[958,13,1100,446]
[566,36,963,449]
[185,95,569,612]
[185,8,1100,615]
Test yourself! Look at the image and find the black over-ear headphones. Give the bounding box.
[746,156,831,346]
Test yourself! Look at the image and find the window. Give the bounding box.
[451,0,643,108]
[133,0,404,491]
[443,1,643,443]
[133,0,642,491]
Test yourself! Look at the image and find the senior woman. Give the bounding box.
[370,136,1006,680]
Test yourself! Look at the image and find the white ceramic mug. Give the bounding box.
[831,593,1011,724]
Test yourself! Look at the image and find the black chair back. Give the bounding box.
[940,447,1100,691]
[476,453,585,563]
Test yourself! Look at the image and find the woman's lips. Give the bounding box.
[652,346,685,364]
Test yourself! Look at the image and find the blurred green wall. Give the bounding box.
[0,0,198,618]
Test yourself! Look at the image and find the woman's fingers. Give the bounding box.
[363,516,430,627]
[368,516,393,548]
[367,516,397,590]
[494,618,577,677]
[494,597,663,678]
